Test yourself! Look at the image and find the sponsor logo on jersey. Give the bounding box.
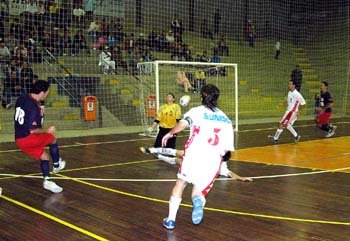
[203,113,231,123]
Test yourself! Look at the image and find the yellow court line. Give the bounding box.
[0,195,109,241]
[56,174,350,226]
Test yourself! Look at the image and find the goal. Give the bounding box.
[137,60,239,132]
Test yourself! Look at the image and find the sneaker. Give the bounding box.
[43,180,63,193]
[163,218,175,230]
[294,135,301,143]
[139,147,151,154]
[325,129,335,138]
[268,135,278,143]
[53,158,66,174]
[192,195,204,225]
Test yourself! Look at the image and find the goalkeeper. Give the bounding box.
[146,93,181,149]
[139,146,252,182]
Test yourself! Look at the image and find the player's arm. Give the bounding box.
[229,171,253,182]
[162,119,189,147]
[30,126,56,134]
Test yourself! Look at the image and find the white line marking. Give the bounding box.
[0,167,348,181]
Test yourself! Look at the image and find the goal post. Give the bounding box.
[137,60,239,132]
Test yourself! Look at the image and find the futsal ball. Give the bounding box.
[179,95,191,107]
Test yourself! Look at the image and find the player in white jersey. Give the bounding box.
[268,80,306,143]
[161,84,236,230]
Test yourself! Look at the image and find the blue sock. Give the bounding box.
[40,160,50,178]
[49,143,60,167]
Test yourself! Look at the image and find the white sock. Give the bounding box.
[158,154,177,165]
[161,148,177,156]
[274,128,283,140]
[168,196,182,221]
[149,147,177,157]
[286,124,297,137]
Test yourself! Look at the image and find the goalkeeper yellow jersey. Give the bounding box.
[156,103,181,128]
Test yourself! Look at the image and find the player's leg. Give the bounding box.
[140,147,178,164]
[40,150,63,193]
[49,139,66,173]
[16,134,63,193]
[318,112,336,137]
[191,187,207,225]
[163,179,187,230]
[285,113,301,142]
[268,123,284,143]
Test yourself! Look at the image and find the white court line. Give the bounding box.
[1,121,349,153]
[0,166,349,181]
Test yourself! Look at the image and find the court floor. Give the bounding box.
[0,119,349,241]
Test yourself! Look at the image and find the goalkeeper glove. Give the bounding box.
[146,127,153,135]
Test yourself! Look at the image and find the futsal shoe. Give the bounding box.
[163,218,175,230]
[268,135,278,143]
[294,135,301,143]
[192,195,204,225]
[139,147,151,154]
[325,125,337,138]
[43,180,63,193]
[53,158,66,174]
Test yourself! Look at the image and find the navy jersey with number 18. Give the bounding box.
[14,94,43,139]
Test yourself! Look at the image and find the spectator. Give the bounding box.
[176,71,193,93]
[20,61,34,93]
[26,0,38,14]
[84,0,95,25]
[246,20,256,47]
[0,39,11,64]
[199,51,210,62]
[87,19,99,40]
[291,65,302,92]
[3,68,25,109]
[216,34,229,56]
[171,15,184,42]
[59,29,72,56]
[213,8,221,36]
[275,41,281,59]
[72,29,91,56]
[200,19,213,39]
[98,46,115,74]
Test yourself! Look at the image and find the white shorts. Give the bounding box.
[280,110,297,126]
[177,148,221,196]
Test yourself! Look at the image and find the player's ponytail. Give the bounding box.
[200,84,220,111]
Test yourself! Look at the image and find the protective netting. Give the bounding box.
[0,0,348,140]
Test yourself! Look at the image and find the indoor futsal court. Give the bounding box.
[0,118,349,241]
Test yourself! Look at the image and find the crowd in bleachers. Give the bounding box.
[0,0,233,108]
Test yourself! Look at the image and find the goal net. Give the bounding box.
[137,60,238,133]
